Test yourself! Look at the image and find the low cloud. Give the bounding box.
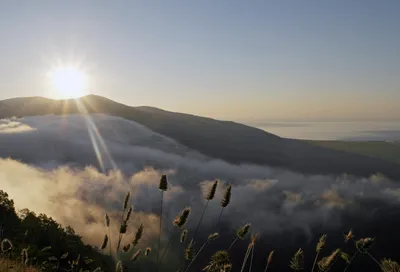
[1,114,400,253]
[0,118,36,134]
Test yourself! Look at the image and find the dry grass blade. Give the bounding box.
[290,248,304,271]
[268,250,274,264]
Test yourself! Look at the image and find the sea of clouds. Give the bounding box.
[1,114,400,267]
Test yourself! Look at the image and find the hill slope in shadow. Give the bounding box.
[1,94,399,179]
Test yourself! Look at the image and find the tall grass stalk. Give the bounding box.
[263,250,275,272]
[160,207,191,264]
[184,233,219,272]
[228,223,251,251]
[192,180,218,242]
[240,244,253,272]
[157,174,168,270]
[216,184,232,229]
[117,192,131,251]
[311,234,327,272]
[105,214,112,256]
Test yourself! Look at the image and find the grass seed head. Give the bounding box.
[381,258,400,272]
[267,250,275,264]
[122,244,131,252]
[159,174,168,191]
[173,207,191,228]
[221,184,232,208]
[132,224,144,246]
[208,233,220,241]
[123,191,131,210]
[101,234,108,250]
[289,248,304,271]
[125,206,133,221]
[317,234,327,252]
[340,252,351,264]
[180,229,188,243]
[236,223,251,240]
[203,250,231,272]
[318,249,341,272]
[145,247,152,256]
[131,249,141,262]
[344,229,354,243]
[185,239,195,261]
[205,180,218,200]
[120,221,128,234]
[356,237,375,253]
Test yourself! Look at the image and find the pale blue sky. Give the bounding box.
[1,1,399,121]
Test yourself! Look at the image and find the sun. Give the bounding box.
[48,66,87,99]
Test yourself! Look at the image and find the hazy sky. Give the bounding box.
[1,1,399,121]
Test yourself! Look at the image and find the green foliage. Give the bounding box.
[0,190,112,271]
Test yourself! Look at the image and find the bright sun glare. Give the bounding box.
[48,66,87,99]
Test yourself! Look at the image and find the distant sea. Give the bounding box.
[246,121,400,141]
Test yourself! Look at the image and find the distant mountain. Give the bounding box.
[1,94,400,179]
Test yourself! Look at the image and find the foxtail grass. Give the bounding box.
[228,223,251,251]
[157,174,168,271]
[203,250,231,272]
[117,191,131,251]
[184,233,219,272]
[289,248,304,271]
[105,214,112,256]
[318,248,341,272]
[311,234,327,272]
[192,180,218,242]
[160,207,192,263]
[216,184,232,229]
[240,233,258,272]
[263,250,275,272]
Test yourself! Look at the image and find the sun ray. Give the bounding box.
[74,99,118,172]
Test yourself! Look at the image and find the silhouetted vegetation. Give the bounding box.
[0,190,112,271]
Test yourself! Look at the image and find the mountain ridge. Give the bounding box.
[1,94,400,179]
